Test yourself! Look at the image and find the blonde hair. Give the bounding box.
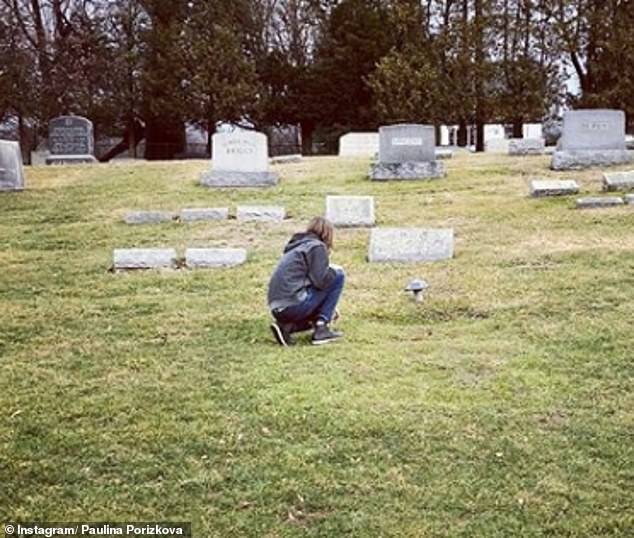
[306,216,334,250]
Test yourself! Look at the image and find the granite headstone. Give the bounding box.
[339,132,379,157]
[46,116,97,164]
[200,131,278,187]
[368,228,454,262]
[325,196,375,227]
[551,110,631,170]
[509,138,545,156]
[236,205,285,222]
[602,171,634,192]
[369,124,444,180]
[180,208,229,222]
[529,179,579,197]
[0,140,25,191]
[185,248,247,268]
[113,248,177,270]
[124,211,176,225]
[576,197,624,209]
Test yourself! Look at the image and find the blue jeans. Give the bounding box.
[274,269,345,330]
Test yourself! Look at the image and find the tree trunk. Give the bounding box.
[145,117,185,160]
[512,119,523,138]
[99,120,145,162]
[474,0,485,153]
[128,116,137,158]
[300,120,314,155]
[475,121,485,152]
[457,121,467,147]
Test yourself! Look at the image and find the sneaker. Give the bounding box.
[270,321,294,347]
[311,322,343,345]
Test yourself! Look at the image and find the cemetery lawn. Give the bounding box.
[2,153,633,537]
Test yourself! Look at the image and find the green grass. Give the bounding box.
[1,152,633,536]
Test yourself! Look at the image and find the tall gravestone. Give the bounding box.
[369,124,444,180]
[46,116,97,164]
[200,130,278,187]
[0,140,25,191]
[551,109,631,170]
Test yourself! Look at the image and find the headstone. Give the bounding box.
[236,205,286,222]
[185,248,247,268]
[180,208,229,222]
[124,211,176,225]
[602,171,634,192]
[529,179,579,197]
[485,139,510,153]
[113,248,177,270]
[325,196,375,227]
[30,150,50,166]
[267,123,301,156]
[523,123,543,139]
[46,116,97,164]
[270,154,302,164]
[551,109,631,170]
[200,131,278,187]
[369,124,445,180]
[368,228,454,263]
[624,194,634,204]
[435,148,453,159]
[0,140,25,191]
[509,138,545,156]
[484,124,506,142]
[626,134,634,150]
[484,124,508,152]
[576,197,624,209]
[440,126,450,146]
[339,132,379,157]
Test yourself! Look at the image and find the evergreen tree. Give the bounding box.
[547,0,634,123]
[184,0,259,150]
[493,0,564,137]
[311,0,396,134]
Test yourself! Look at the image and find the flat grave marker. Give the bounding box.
[325,195,375,227]
[529,179,579,197]
[124,211,176,225]
[576,197,624,209]
[180,208,229,222]
[602,171,634,192]
[236,205,286,222]
[114,248,177,270]
[369,228,454,263]
[185,248,247,268]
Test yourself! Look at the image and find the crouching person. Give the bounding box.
[268,216,345,346]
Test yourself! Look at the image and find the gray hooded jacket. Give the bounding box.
[267,232,337,311]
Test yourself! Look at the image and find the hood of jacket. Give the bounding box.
[283,232,324,253]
